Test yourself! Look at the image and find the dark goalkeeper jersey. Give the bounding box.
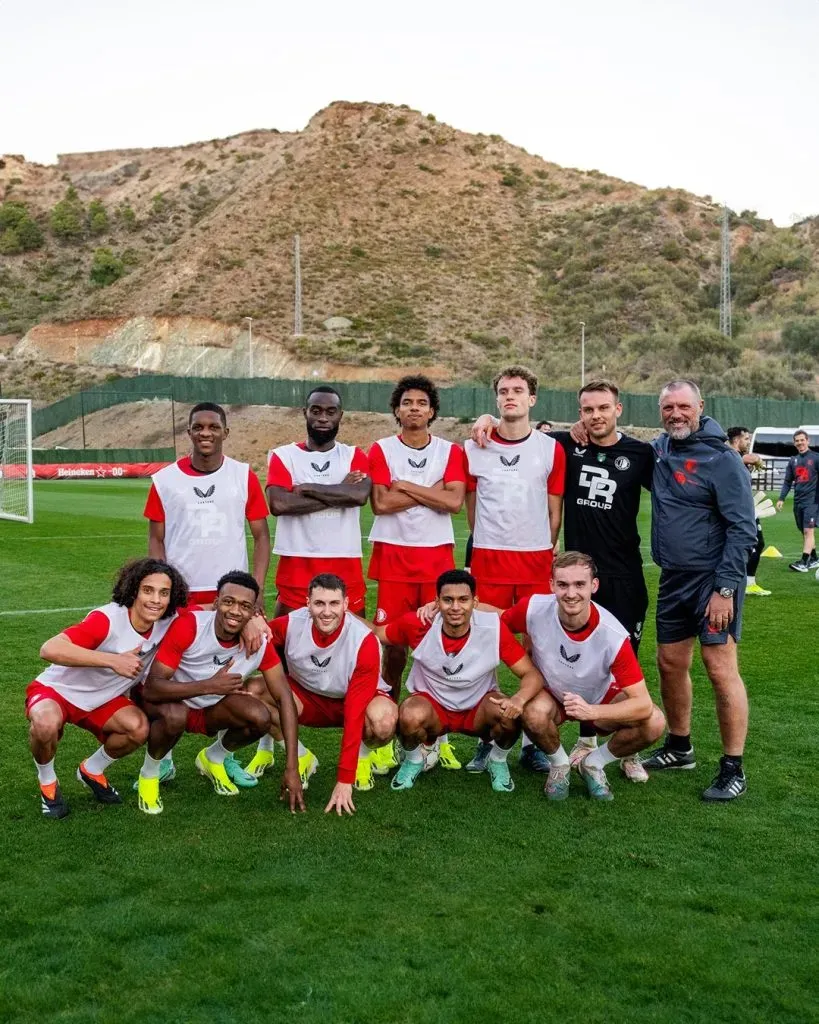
[551,431,654,578]
[779,449,819,504]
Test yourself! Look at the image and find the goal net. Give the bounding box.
[0,399,34,523]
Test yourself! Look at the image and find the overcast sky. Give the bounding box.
[3,0,816,225]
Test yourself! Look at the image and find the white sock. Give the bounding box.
[439,733,449,745]
[297,740,308,758]
[34,757,57,786]
[578,734,598,749]
[258,735,276,753]
[488,743,510,763]
[275,739,286,750]
[83,745,116,776]
[403,745,425,764]
[358,741,372,759]
[521,733,533,749]
[205,736,230,765]
[584,742,618,770]
[747,576,756,586]
[140,752,164,779]
[547,746,570,767]
[163,750,174,766]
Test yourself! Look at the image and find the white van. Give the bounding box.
[750,426,819,489]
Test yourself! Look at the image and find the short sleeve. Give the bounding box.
[498,621,527,667]
[63,610,111,650]
[351,448,370,475]
[267,616,289,648]
[611,638,644,689]
[245,469,269,520]
[154,613,197,672]
[547,440,566,497]
[501,596,532,635]
[443,445,467,484]
[367,442,392,486]
[266,453,293,490]
[384,613,427,649]
[143,484,165,522]
[258,641,281,673]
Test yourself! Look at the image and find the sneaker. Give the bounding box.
[77,763,122,804]
[438,741,462,770]
[487,759,515,793]
[131,757,175,791]
[40,780,69,819]
[391,759,424,790]
[355,755,375,791]
[224,753,259,788]
[194,749,239,796]
[370,741,398,775]
[789,560,809,573]
[465,740,493,773]
[702,758,747,802]
[544,762,571,801]
[640,743,696,771]
[620,756,649,783]
[136,774,163,815]
[519,744,550,773]
[569,737,597,770]
[298,750,318,789]
[421,740,440,772]
[807,554,819,570]
[580,758,614,801]
[243,748,275,779]
[745,583,771,596]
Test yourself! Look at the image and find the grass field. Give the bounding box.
[1,480,817,1024]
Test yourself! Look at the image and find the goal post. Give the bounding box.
[0,398,34,523]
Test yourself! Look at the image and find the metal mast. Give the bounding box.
[719,204,732,338]
[293,234,303,337]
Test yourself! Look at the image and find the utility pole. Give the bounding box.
[294,234,303,337]
[579,321,586,386]
[720,204,732,338]
[243,317,253,377]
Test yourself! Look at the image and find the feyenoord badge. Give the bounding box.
[615,456,631,470]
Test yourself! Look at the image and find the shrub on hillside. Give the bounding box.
[88,199,109,235]
[676,324,741,374]
[89,248,125,287]
[50,186,85,240]
[782,317,819,357]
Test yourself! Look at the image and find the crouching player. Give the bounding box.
[25,558,189,819]
[136,571,303,815]
[245,574,397,816]
[373,569,545,793]
[508,552,665,801]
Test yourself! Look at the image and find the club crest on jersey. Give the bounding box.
[596,452,606,463]
[499,454,520,468]
[310,461,330,474]
[615,456,631,471]
[310,654,332,669]
[213,653,233,666]
[408,458,427,469]
[193,485,215,499]
[559,644,580,664]
[442,662,464,676]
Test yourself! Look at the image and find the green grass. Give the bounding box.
[1,481,817,1024]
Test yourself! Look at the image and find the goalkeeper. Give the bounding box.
[726,427,773,596]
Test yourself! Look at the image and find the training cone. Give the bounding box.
[761,546,782,558]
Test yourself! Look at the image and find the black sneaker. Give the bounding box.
[640,743,696,771]
[519,745,550,773]
[807,554,819,570]
[77,764,122,804]
[40,781,69,819]
[789,560,809,573]
[465,740,493,773]
[702,759,747,802]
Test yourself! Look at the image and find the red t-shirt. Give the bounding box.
[155,613,280,673]
[143,456,268,522]
[368,440,467,582]
[502,599,643,689]
[384,612,526,667]
[268,614,379,784]
[63,609,155,647]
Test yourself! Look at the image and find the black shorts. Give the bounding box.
[595,573,649,652]
[656,570,744,646]
[794,502,818,531]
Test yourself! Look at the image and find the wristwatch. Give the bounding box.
[718,587,735,599]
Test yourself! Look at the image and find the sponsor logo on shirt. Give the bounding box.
[310,654,332,669]
[193,485,215,499]
[442,661,465,676]
[213,653,233,666]
[311,461,331,474]
[573,447,587,457]
[499,454,520,468]
[407,458,427,469]
[139,642,158,659]
[577,466,617,508]
[559,644,580,664]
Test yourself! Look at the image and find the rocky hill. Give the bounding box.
[1,100,818,398]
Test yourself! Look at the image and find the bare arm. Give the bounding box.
[298,474,372,508]
[370,482,419,515]
[396,479,466,515]
[488,654,544,719]
[142,659,243,703]
[266,484,329,517]
[548,493,562,547]
[248,517,271,607]
[40,634,143,678]
[466,490,476,532]
[261,663,305,811]
[564,680,653,725]
[148,519,166,559]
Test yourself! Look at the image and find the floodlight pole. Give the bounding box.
[243,316,253,377]
[579,322,586,386]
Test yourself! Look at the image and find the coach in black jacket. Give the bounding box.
[641,379,757,802]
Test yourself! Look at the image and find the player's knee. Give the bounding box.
[521,700,549,734]
[244,701,271,737]
[368,704,398,744]
[398,701,428,738]
[157,702,187,735]
[29,712,61,746]
[644,706,666,743]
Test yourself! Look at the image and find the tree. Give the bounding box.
[0,201,28,231]
[88,199,109,235]
[16,217,44,251]
[89,248,125,286]
[782,317,819,358]
[50,186,85,240]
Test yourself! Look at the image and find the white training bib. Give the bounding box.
[465,431,558,551]
[173,610,268,709]
[152,457,250,591]
[284,608,388,698]
[38,603,175,711]
[525,594,630,705]
[270,442,363,558]
[406,610,500,711]
[368,435,456,548]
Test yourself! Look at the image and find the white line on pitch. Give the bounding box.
[8,534,145,542]
[0,606,94,617]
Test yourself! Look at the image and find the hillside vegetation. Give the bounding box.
[1,101,818,398]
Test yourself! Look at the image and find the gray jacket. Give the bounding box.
[650,416,757,589]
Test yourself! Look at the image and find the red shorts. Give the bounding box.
[290,679,393,727]
[25,682,134,743]
[186,589,216,608]
[185,707,215,735]
[473,579,552,610]
[412,690,492,736]
[275,556,366,614]
[374,580,438,625]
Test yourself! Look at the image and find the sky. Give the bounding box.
[2,0,817,225]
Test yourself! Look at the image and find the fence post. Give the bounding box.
[80,390,86,449]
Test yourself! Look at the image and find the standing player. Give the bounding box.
[463,365,564,772]
[145,402,270,607]
[727,426,771,595]
[776,429,819,573]
[510,552,666,801]
[25,558,188,819]
[368,374,467,771]
[372,570,545,792]
[266,386,371,615]
[137,571,303,815]
[246,574,397,816]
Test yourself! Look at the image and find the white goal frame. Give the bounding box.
[0,398,34,524]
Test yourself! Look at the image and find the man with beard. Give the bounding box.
[776,429,819,573]
[726,426,771,595]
